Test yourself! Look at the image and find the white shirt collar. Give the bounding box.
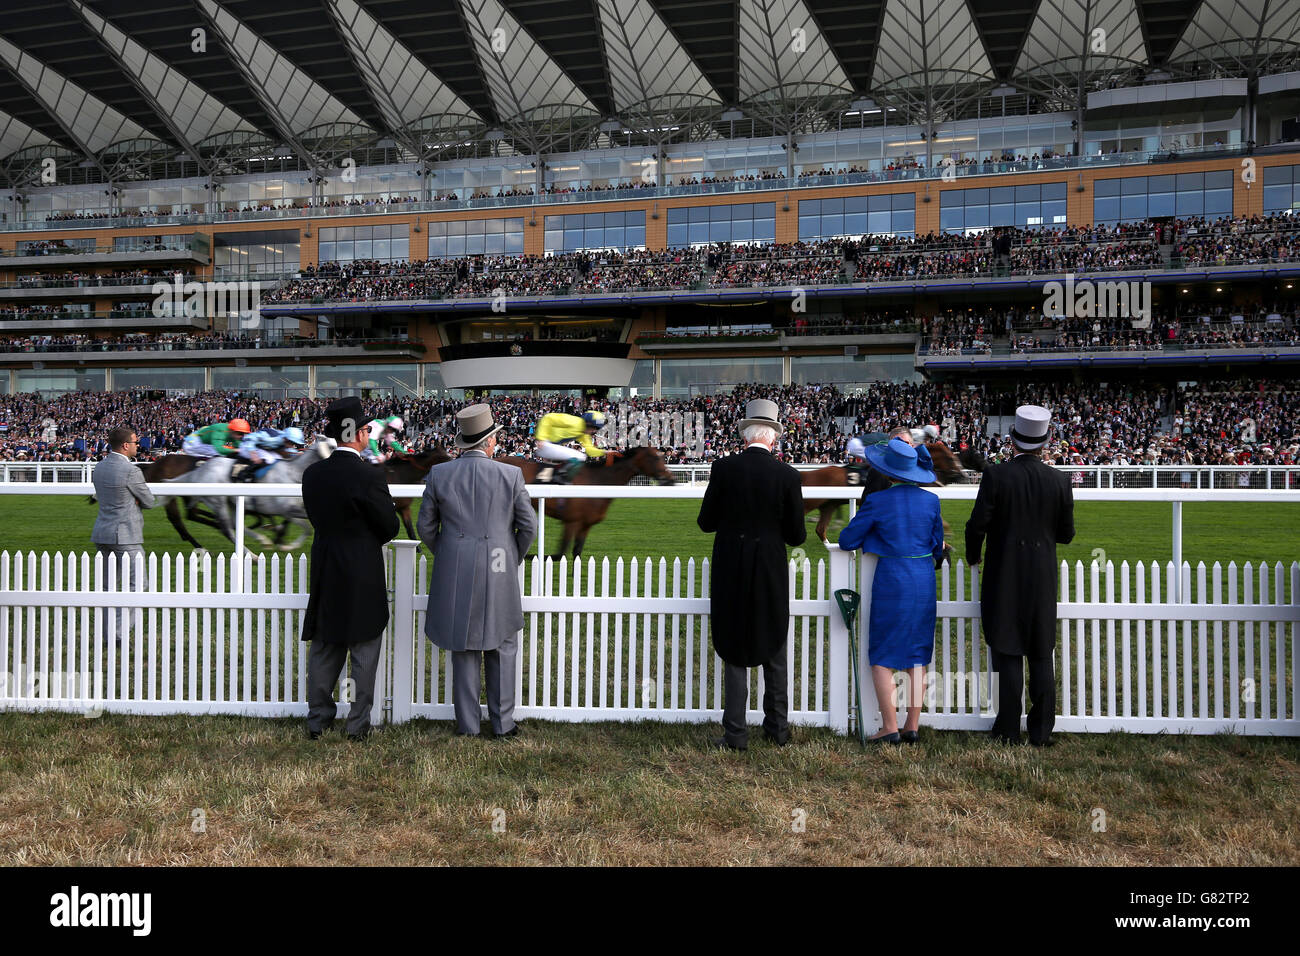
[746,442,772,451]
[334,446,361,456]
[110,450,131,461]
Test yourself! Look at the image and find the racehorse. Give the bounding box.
[800,440,979,543]
[499,447,676,560]
[382,446,452,542]
[158,437,332,552]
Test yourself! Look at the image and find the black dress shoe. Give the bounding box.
[989,730,1021,744]
[763,729,791,746]
[307,729,325,740]
[868,731,901,745]
[454,729,480,737]
[495,725,520,739]
[710,736,747,751]
[1029,737,1056,748]
[346,728,374,741]
[899,730,920,744]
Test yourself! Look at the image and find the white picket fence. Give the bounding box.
[1,536,1295,735]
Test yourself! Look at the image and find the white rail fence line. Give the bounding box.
[0,485,1296,735]
[5,460,1300,490]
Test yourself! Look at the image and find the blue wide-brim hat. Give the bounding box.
[865,437,936,484]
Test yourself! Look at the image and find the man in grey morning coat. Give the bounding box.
[91,424,155,639]
[418,404,537,737]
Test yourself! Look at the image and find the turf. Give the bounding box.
[1,494,1296,575]
[0,713,1295,866]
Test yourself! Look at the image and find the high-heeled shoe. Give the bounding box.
[868,731,901,745]
[899,730,920,744]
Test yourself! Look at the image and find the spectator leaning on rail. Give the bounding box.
[838,438,948,744]
[965,405,1076,747]
[697,399,807,750]
[90,425,156,643]
[301,397,400,741]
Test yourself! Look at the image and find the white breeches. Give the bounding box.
[183,436,218,458]
[537,440,585,463]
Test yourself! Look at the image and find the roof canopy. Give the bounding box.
[0,0,1291,182]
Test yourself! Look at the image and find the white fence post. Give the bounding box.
[1172,501,1183,602]
[857,552,882,736]
[388,540,418,724]
[827,545,852,733]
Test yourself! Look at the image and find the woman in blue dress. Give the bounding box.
[838,438,948,744]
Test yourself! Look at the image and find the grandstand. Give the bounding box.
[1,0,1299,433]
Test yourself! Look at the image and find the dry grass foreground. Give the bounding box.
[0,713,1297,866]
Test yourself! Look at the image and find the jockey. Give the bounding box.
[233,426,307,481]
[535,410,608,483]
[238,427,289,467]
[362,415,406,464]
[182,418,250,458]
[845,435,867,463]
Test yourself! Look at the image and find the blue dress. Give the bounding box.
[837,483,945,669]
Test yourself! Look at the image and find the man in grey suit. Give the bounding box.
[417,404,537,737]
[91,425,156,640]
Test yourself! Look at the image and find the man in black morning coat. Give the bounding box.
[965,404,1075,746]
[698,398,807,750]
[301,396,400,740]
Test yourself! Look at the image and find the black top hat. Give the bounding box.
[324,395,367,441]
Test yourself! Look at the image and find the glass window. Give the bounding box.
[1263,165,1293,186]
[1093,197,1119,223]
[1147,193,1175,217]
[1094,178,1120,198]
[791,353,918,384]
[660,357,782,396]
[1204,190,1232,216]
[1262,165,1300,214]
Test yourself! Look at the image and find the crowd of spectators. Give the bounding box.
[0,330,403,354]
[2,380,1295,469]
[265,214,1300,305]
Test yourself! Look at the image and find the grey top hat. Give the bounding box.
[1010,404,1051,450]
[738,398,784,436]
[454,403,504,449]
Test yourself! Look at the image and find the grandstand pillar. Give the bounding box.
[204,367,212,391]
[104,368,112,392]
[783,355,791,385]
[652,359,661,399]
[300,222,319,269]
[524,215,544,257]
[645,202,666,250]
[308,365,317,398]
[1069,174,1092,226]
[915,186,939,235]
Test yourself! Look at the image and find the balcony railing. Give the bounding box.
[0,143,1265,234]
[0,336,423,356]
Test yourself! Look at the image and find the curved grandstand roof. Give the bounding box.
[0,0,1297,181]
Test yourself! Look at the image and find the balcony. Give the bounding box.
[0,274,281,302]
[0,335,425,364]
[918,342,1300,369]
[0,141,1276,234]
[634,325,919,351]
[0,310,209,332]
[0,238,210,268]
